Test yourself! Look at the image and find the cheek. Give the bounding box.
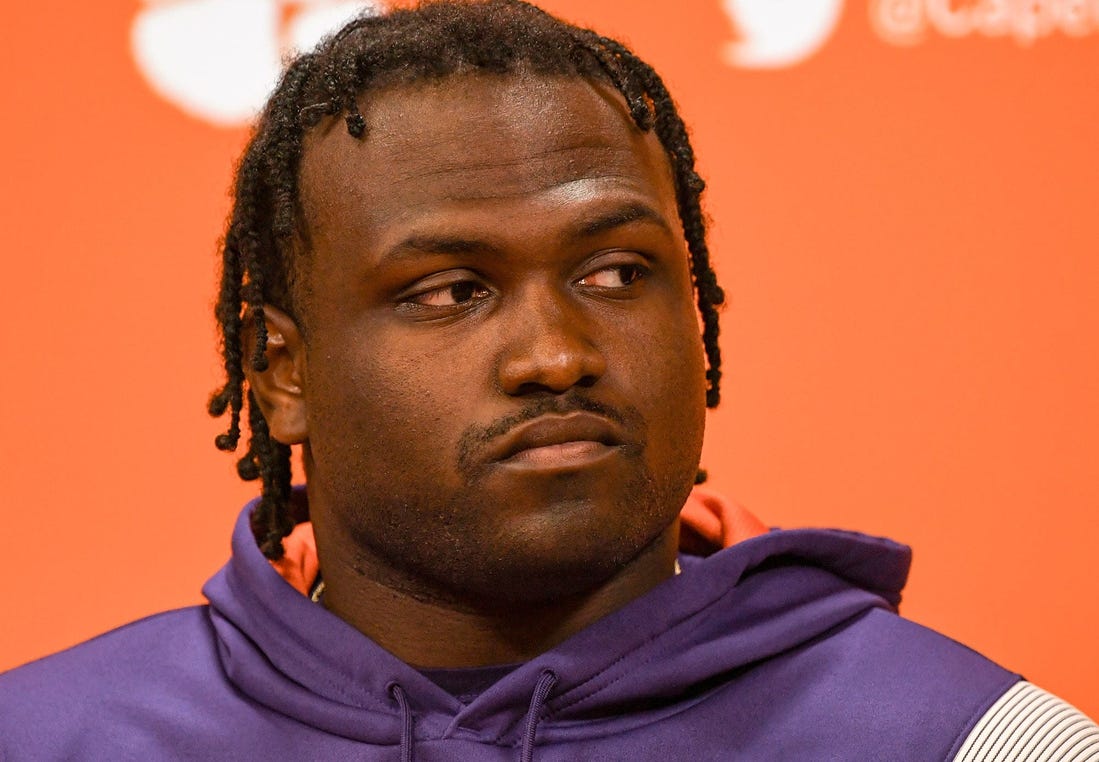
[302,331,481,481]
[619,309,708,451]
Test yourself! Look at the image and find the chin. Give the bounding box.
[445,486,684,608]
[333,449,697,608]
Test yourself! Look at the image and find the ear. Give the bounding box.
[243,305,308,445]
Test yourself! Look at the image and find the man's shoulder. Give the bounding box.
[735,605,1020,757]
[807,606,1019,707]
[1,605,216,690]
[0,606,235,757]
[771,607,1099,760]
[832,606,1011,679]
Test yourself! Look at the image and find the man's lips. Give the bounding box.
[485,411,626,468]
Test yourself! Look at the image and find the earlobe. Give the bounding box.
[243,305,309,445]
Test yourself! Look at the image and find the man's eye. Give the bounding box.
[578,264,647,289]
[409,281,491,307]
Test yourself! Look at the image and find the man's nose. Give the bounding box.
[496,286,607,396]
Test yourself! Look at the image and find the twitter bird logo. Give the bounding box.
[721,0,845,68]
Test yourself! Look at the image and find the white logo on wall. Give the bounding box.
[871,0,1099,46]
[720,0,846,68]
[133,0,1099,126]
[132,0,382,126]
[136,0,848,124]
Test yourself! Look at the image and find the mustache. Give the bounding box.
[456,394,643,476]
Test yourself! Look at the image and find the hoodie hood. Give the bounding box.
[202,489,911,750]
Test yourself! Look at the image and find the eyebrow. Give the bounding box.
[380,202,674,264]
[572,202,673,240]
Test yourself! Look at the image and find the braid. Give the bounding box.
[208,228,245,451]
[572,32,724,489]
[210,0,725,557]
[210,54,320,559]
[245,390,295,558]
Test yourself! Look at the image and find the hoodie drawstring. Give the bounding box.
[519,670,558,762]
[388,682,414,762]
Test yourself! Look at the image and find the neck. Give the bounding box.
[314,523,680,669]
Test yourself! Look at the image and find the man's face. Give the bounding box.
[294,73,707,605]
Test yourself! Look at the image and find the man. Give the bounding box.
[1,1,1095,759]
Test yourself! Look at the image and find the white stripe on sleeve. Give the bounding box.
[953,681,1099,761]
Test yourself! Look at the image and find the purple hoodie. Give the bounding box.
[0,498,1021,760]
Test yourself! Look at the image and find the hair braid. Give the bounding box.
[246,390,295,558]
[211,54,322,559]
[208,229,245,451]
[591,37,726,407]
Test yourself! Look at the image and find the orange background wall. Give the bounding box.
[2,0,1096,717]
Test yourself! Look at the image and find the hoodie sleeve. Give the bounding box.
[951,681,1099,761]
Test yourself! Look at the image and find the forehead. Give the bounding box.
[297,73,679,250]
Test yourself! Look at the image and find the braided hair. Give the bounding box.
[209,0,726,560]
